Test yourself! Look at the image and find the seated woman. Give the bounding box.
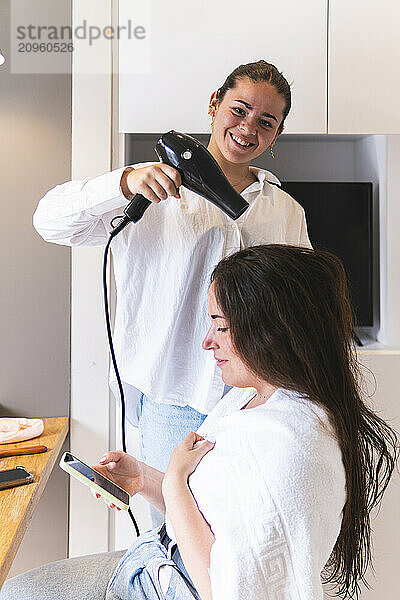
[2,245,398,600]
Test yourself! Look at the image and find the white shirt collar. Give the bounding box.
[242,167,281,206]
[249,166,281,187]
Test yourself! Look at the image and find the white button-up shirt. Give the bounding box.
[33,164,311,417]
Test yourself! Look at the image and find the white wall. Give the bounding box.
[68,0,113,555]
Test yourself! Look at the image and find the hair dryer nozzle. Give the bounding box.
[156,131,249,220]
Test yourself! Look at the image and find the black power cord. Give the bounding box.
[103,222,140,536]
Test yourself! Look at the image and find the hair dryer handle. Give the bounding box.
[124,194,152,223]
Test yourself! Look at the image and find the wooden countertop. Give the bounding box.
[0,417,69,589]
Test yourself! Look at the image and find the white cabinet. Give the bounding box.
[119,1,400,136]
[119,0,327,134]
[328,0,400,134]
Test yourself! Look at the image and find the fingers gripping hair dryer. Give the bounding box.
[110,130,249,238]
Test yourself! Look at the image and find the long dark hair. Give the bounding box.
[217,59,292,127]
[211,244,398,599]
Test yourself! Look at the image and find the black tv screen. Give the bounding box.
[280,182,373,327]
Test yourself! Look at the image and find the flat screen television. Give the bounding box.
[280,182,373,328]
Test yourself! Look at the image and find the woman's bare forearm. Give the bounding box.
[138,461,166,515]
[162,476,215,600]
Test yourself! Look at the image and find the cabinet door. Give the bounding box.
[329,0,400,134]
[119,0,327,134]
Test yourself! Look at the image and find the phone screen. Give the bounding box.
[0,467,31,483]
[63,452,128,503]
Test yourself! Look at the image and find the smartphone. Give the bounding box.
[59,451,130,511]
[0,466,34,491]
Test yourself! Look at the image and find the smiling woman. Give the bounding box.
[207,62,289,192]
[207,80,286,188]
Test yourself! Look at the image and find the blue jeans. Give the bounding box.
[0,527,199,600]
[137,394,207,527]
[137,394,207,472]
[106,526,200,599]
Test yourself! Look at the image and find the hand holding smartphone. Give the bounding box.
[59,452,130,511]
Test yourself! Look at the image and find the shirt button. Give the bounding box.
[231,224,236,229]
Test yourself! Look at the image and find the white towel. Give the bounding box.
[166,387,346,599]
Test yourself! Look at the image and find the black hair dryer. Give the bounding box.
[111,131,249,237]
